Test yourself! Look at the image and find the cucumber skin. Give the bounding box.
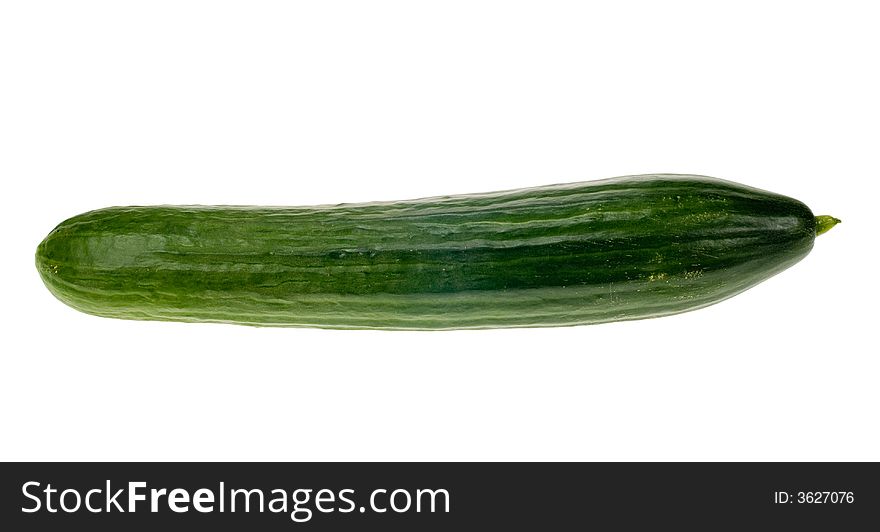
[35,174,817,330]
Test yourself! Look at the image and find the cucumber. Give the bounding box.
[35,174,838,330]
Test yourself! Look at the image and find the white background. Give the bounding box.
[1,1,877,461]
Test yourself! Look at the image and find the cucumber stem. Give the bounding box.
[815,215,841,236]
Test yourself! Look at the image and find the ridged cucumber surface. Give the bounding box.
[35,174,838,329]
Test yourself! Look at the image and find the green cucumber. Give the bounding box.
[35,174,838,330]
